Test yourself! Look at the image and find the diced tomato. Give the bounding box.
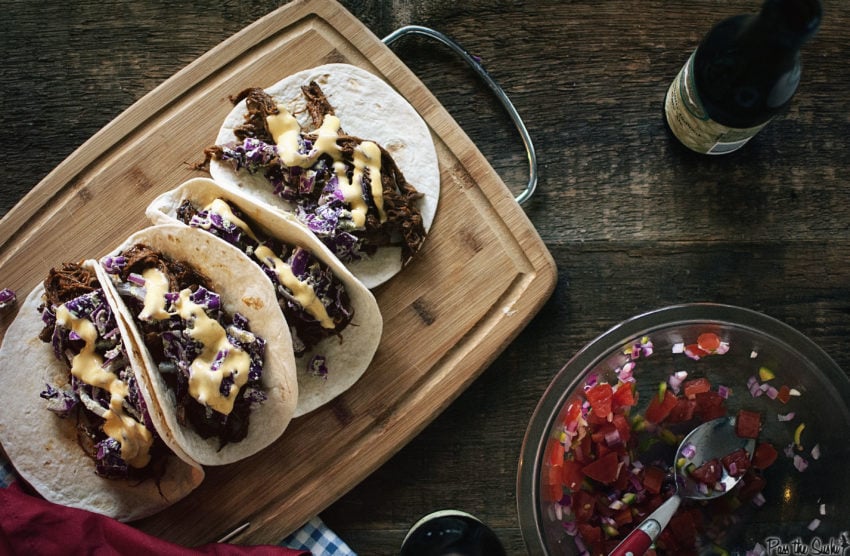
[577,523,602,545]
[545,481,562,502]
[667,398,696,423]
[586,410,609,427]
[547,438,564,467]
[543,461,561,486]
[612,382,637,409]
[777,384,792,404]
[682,377,711,399]
[690,458,722,485]
[542,462,563,501]
[613,508,633,527]
[574,434,593,464]
[645,389,678,424]
[684,343,709,359]
[572,490,596,522]
[561,460,584,491]
[611,413,631,444]
[564,400,583,427]
[697,332,721,353]
[591,424,613,445]
[694,391,727,420]
[735,409,762,439]
[736,470,767,501]
[642,465,667,494]
[581,451,621,485]
[669,510,698,548]
[752,442,779,470]
[721,448,751,477]
[585,383,614,418]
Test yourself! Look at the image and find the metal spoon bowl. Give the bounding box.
[609,416,756,556]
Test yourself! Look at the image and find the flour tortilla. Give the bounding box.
[209,63,440,288]
[97,225,298,466]
[0,281,204,522]
[146,178,383,417]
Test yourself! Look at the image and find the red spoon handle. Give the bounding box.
[608,528,653,556]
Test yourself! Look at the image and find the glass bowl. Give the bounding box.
[517,304,850,555]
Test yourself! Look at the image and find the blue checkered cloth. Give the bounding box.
[1,453,355,555]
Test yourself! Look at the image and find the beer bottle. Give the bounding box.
[664,0,822,155]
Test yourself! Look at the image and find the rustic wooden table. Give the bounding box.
[2,1,849,554]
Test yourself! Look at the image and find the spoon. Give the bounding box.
[609,416,756,556]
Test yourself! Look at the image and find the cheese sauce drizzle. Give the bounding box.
[266,106,387,227]
[202,199,335,330]
[140,268,252,415]
[55,304,153,468]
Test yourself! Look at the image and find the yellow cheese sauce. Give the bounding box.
[138,267,170,321]
[254,245,334,329]
[175,289,250,416]
[202,199,335,330]
[140,267,252,416]
[266,106,386,227]
[55,304,153,468]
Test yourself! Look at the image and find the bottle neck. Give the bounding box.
[758,0,822,48]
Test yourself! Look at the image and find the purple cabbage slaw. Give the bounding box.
[0,288,16,309]
[102,257,268,411]
[186,201,353,358]
[217,137,369,263]
[39,289,155,479]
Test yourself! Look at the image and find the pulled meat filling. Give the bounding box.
[39,262,168,484]
[175,199,354,355]
[114,244,254,447]
[198,81,426,264]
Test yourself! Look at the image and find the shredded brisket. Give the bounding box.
[198,80,427,263]
[114,244,252,446]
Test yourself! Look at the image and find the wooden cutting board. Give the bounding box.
[0,0,556,545]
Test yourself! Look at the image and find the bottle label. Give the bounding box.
[664,52,770,155]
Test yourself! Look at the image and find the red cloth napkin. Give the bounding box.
[0,483,309,556]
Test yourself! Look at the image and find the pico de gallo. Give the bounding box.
[542,332,821,556]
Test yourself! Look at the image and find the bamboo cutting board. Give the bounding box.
[0,0,556,545]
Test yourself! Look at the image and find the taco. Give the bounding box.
[146,177,383,417]
[201,63,440,288]
[0,262,204,521]
[97,225,298,466]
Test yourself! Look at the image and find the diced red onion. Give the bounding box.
[715,342,730,354]
[793,454,809,472]
[766,386,779,399]
[681,443,697,460]
[777,412,795,422]
[819,502,827,516]
[618,361,636,382]
[672,342,685,354]
[752,492,766,507]
[811,443,821,460]
[808,518,821,531]
[717,384,730,399]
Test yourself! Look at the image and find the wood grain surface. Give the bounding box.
[3,1,850,554]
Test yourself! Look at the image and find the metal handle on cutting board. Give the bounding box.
[382,25,538,206]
